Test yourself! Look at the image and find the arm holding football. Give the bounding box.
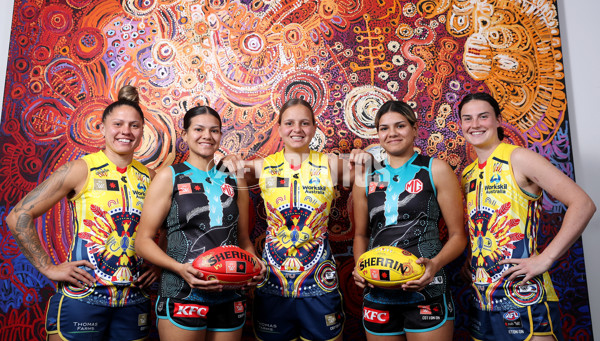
[135,168,222,291]
[403,159,467,291]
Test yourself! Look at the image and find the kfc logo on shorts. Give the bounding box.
[173,303,209,318]
[221,183,234,197]
[364,307,390,324]
[405,179,423,194]
[234,301,245,314]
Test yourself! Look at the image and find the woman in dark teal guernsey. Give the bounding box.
[352,100,467,341]
[135,106,264,341]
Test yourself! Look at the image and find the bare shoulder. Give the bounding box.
[510,146,574,194]
[152,166,174,185]
[431,157,453,173]
[58,159,89,190]
[509,147,556,178]
[431,158,457,183]
[12,159,88,215]
[510,147,547,165]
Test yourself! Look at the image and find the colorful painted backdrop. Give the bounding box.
[0,0,590,340]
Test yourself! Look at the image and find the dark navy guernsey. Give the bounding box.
[160,162,242,303]
[364,153,446,304]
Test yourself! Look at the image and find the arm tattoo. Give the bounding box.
[10,163,74,271]
[12,213,52,270]
[20,163,71,208]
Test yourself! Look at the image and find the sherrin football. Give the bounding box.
[192,245,261,287]
[357,246,425,287]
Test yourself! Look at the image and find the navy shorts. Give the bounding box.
[45,293,150,341]
[470,301,563,341]
[363,292,455,336]
[253,290,345,341]
[155,296,246,331]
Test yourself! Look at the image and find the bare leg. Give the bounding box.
[366,333,407,341]
[158,318,207,341]
[530,336,558,341]
[206,328,244,341]
[47,334,62,341]
[406,320,453,341]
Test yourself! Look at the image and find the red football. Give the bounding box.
[192,245,261,287]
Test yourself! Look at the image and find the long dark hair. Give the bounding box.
[458,92,505,140]
[183,105,221,130]
[102,85,145,122]
[375,100,417,130]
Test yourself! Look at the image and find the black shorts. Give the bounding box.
[155,296,246,331]
[363,293,455,335]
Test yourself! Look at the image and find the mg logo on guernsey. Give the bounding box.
[221,183,234,197]
[364,307,390,324]
[405,179,423,194]
[173,303,209,318]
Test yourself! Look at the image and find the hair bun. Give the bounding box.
[118,85,139,103]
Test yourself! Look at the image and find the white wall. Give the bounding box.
[0,0,598,335]
[559,1,600,337]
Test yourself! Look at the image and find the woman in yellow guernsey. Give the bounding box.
[6,85,158,341]
[224,98,370,341]
[459,92,596,341]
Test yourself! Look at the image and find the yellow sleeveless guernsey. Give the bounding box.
[258,150,338,297]
[63,151,151,307]
[462,143,558,311]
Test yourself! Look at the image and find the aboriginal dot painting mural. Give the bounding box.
[0,0,590,340]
